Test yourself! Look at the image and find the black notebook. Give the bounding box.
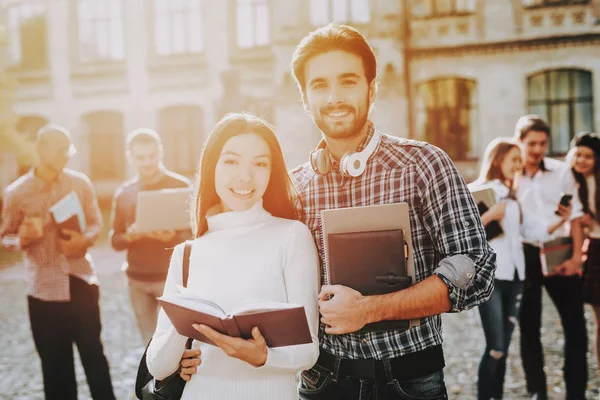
[476,202,504,241]
[327,229,412,333]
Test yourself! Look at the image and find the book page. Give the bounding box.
[159,292,226,318]
[50,191,87,231]
[230,301,300,317]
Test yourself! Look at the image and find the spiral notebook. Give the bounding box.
[319,203,419,331]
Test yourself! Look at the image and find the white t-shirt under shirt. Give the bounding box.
[146,201,320,400]
[517,157,583,242]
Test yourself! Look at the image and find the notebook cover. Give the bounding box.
[158,300,311,348]
[320,203,419,329]
[327,229,412,332]
[327,229,409,295]
[476,202,504,241]
[540,236,573,276]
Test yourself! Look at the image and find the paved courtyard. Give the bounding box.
[0,246,598,399]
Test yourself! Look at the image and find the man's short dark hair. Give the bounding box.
[126,128,162,151]
[291,23,377,95]
[514,114,551,141]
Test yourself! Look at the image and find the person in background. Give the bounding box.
[514,115,587,400]
[0,124,115,400]
[147,113,320,400]
[109,128,191,345]
[568,131,600,377]
[470,138,571,400]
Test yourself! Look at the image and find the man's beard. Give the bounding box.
[313,102,369,140]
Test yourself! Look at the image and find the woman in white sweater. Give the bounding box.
[146,113,320,400]
[470,138,570,400]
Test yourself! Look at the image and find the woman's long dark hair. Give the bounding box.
[190,113,300,237]
[569,146,600,223]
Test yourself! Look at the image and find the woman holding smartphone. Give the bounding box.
[568,131,600,375]
[471,138,571,400]
[146,113,320,399]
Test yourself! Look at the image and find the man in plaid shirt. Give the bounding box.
[291,24,496,399]
[0,125,115,400]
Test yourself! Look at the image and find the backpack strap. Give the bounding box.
[182,240,193,288]
[182,240,194,350]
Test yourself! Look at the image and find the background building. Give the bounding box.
[1,0,599,200]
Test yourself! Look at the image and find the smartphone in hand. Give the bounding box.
[554,193,573,216]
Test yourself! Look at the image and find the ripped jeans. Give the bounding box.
[477,278,523,400]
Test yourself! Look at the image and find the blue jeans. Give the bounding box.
[477,278,523,400]
[298,361,447,400]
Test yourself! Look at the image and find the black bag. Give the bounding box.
[135,240,194,400]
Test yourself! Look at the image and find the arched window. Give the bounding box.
[158,106,204,175]
[83,111,124,180]
[527,69,594,155]
[415,78,478,160]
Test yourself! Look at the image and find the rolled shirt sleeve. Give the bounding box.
[416,145,497,312]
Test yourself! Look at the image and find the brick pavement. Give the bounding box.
[0,245,598,399]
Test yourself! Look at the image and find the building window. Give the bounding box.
[6,1,47,69]
[415,78,478,160]
[158,106,204,175]
[76,0,125,63]
[522,0,590,8]
[309,0,371,25]
[527,69,594,155]
[235,0,270,49]
[411,0,476,18]
[83,111,124,180]
[153,0,203,56]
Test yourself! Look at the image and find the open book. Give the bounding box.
[158,288,312,348]
[50,191,86,240]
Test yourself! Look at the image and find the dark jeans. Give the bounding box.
[477,278,523,400]
[519,244,588,399]
[298,359,447,400]
[28,276,115,400]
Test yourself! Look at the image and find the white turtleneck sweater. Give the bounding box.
[146,202,320,400]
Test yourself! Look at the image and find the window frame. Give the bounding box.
[308,0,372,26]
[522,0,590,9]
[415,77,479,161]
[233,0,271,50]
[527,69,595,156]
[5,1,48,70]
[150,0,205,57]
[74,0,126,64]
[83,111,125,181]
[410,0,477,19]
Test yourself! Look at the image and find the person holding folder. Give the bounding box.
[568,131,600,377]
[514,115,587,400]
[287,24,496,399]
[109,128,191,345]
[470,138,571,400]
[146,113,320,400]
[0,124,115,400]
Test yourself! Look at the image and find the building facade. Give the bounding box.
[1,0,599,198]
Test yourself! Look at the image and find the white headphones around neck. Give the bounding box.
[309,130,381,177]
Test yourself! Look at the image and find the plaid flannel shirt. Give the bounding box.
[0,169,102,302]
[290,123,496,360]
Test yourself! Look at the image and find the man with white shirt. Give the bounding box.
[514,115,587,400]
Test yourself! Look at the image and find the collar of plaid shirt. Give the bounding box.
[290,122,496,360]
